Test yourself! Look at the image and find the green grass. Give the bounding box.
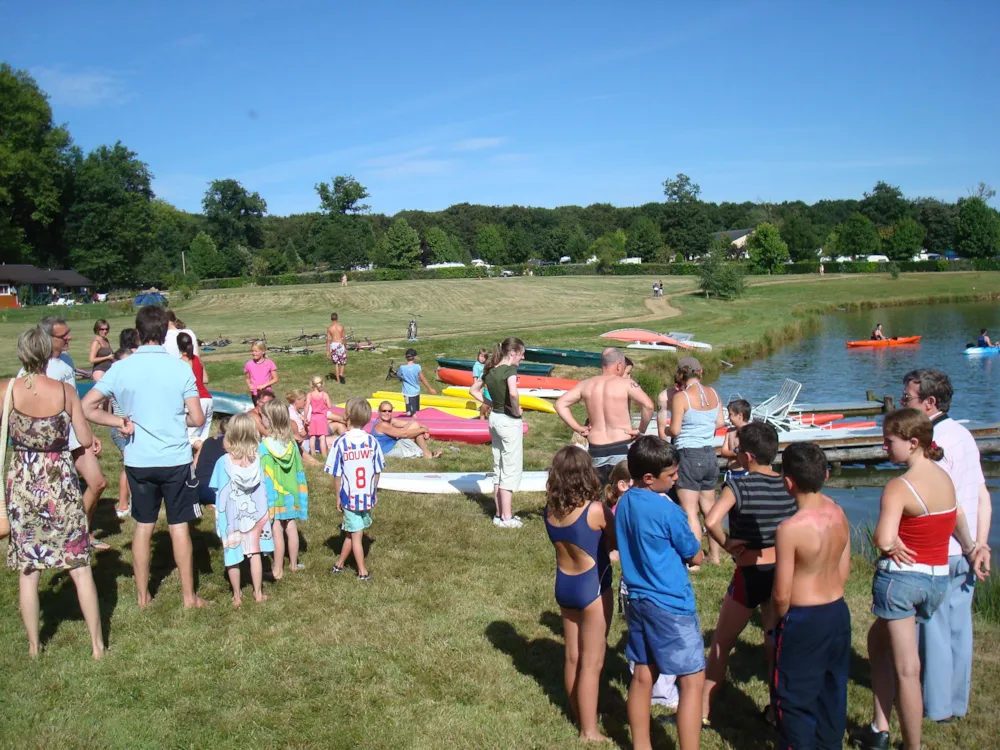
[2,272,1000,748]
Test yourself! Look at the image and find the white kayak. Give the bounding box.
[627,343,677,352]
[379,471,549,495]
[667,332,713,350]
[520,388,567,399]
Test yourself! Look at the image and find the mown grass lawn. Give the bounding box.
[1,272,1000,748]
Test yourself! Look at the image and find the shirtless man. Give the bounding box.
[326,312,347,384]
[555,347,653,483]
[372,400,442,459]
[771,442,852,750]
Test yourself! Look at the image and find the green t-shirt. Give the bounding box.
[483,364,519,419]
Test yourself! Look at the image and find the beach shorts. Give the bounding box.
[589,439,631,485]
[342,508,372,533]
[625,598,705,676]
[126,464,202,525]
[329,342,347,366]
[404,395,420,415]
[676,446,718,492]
[872,559,949,622]
[728,564,776,609]
[387,438,423,459]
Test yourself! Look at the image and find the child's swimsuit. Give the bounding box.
[544,501,612,609]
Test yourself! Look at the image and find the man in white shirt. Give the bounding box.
[34,317,109,548]
[902,368,992,723]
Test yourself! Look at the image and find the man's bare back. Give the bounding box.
[327,321,346,346]
[774,496,850,613]
[557,373,653,446]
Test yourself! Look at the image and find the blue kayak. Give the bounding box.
[75,382,253,415]
[963,346,1000,356]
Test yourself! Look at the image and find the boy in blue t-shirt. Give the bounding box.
[396,348,437,416]
[616,436,705,750]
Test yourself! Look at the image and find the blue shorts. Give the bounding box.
[110,427,129,453]
[342,508,372,534]
[625,598,705,676]
[871,563,948,623]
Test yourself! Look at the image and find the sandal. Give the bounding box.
[357,572,371,581]
[331,565,344,574]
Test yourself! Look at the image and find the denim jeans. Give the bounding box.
[917,555,976,720]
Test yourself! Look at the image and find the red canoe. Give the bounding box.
[436,368,580,392]
[601,328,692,349]
[846,336,921,348]
[330,406,527,445]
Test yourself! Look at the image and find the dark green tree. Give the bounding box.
[662,173,701,203]
[309,213,371,270]
[884,217,926,261]
[65,142,156,287]
[383,218,421,268]
[746,222,789,273]
[913,198,957,254]
[699,240,745,299]
[475,224,507,265]
[626,216,664,262]
[590,229,627,272]
[565,228,591,262]
[836,212,881,258]
[859,181,909,228]
[0,64,73,264]
[506,226,532,264]
[424,226,462,263]
[780,214,820,261]
[283,239,304,271]
[955,197,1000,258]
[186,231,227,279]
[202,179,267,268]
[315,175,370,215]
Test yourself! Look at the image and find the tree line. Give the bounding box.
[3,62,1000,289]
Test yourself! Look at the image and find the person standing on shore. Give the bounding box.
[901,369,993,724]
[326,312,347,384]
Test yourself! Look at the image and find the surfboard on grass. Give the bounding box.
[378,471,548,494]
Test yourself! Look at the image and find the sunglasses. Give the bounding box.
[900,393,917,405]
[98,327,109,332]
[379,409,393,413]
[52,330,71,339]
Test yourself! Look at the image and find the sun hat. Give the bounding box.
[677,356,702,371]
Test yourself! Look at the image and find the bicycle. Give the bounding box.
[287,328,325,343]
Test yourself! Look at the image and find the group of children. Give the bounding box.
[545,428,852,750]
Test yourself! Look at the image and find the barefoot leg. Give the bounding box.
[18,571,41,657]
[68,566,105,659]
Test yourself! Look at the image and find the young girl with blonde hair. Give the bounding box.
[304,375,333,456]
[208,413,274,606]
[260,400,308,579]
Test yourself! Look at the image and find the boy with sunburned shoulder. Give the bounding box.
[771,442,852,750]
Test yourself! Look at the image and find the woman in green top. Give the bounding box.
[470,337,525,528]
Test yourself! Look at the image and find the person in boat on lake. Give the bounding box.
[555,348,654,484]
[871,324,887,341]
[977,328,994,348]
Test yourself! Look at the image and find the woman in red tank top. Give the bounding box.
[851,409,986,750]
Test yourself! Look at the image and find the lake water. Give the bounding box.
[711,299,1000,546]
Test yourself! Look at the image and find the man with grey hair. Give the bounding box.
[555,347,654,483]
[901,368,992,724]
[23,316,109,549]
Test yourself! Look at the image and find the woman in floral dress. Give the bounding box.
[2,329,127,659]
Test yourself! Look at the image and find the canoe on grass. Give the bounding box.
[845,336,921,348]
[440,386,557,414]
[523,347,601,368]
[601,328,692,349]
[372,390,481,413]
[626,343,677,353]
[436,367,580,392]
[379,471,548,494]
[435,357,554,375]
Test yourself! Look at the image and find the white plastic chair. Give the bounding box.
[751,379,802,431]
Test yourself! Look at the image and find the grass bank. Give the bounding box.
[1,272,999,748]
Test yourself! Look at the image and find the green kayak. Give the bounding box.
[435,357,554,375]
[523,347,602,368]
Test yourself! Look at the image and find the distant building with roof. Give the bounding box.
[0,264,93,307]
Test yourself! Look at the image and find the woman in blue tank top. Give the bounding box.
[544,446,616,742]
[668,357,724,565]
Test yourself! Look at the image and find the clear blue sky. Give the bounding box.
[3,0,998,217]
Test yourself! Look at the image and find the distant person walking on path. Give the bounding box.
[555,347,653,484]
[83,305,208,609]
[668,357,725,566]
[3,328,120,659]
[341,273,348,287]
[327,312,347,384]
[470,337,526,528]
[901,369,993,724]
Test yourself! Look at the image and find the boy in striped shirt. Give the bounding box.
[325,398,385,580]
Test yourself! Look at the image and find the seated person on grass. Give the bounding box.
[371,401,442,459]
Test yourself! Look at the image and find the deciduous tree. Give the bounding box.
[884,217,926,261]
[186,231,227,279]
[626,216,664,262]
[836,212,881,259]
[955,197,1000,258]
[859,181,909,228]
[202,179,267,264]
[383,218,421,268]
[662,173,701,204]
[780,214,820,261]
[316,175,371,215]
[746,222,789,273]
[475,224,507,265]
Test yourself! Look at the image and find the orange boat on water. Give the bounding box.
[846,336,921,348]
[436,368,580,391]
[600,328,692,349]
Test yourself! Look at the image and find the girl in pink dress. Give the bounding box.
[303,375,332,457]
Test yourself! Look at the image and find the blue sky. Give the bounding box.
[4,1,998,217]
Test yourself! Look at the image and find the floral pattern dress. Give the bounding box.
[5,406,90,572]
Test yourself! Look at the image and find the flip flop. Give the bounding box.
[90,537,111,551]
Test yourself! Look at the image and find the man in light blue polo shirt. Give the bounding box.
[83,305,207,609]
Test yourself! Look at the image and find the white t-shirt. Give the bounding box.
[163,328,199,359]
[933,414,986,557]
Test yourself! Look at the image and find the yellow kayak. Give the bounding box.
[372,390,479,411]
[361,395,480,420]
[441,386,557,414]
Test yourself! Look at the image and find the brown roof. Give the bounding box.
[46,269,92,286]
[0,265,91,286]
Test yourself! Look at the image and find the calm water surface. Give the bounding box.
[711,300,1000,546]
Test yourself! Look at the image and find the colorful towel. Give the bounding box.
[259,438,309,521]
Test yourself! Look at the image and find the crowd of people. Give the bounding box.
[0,309,994,749]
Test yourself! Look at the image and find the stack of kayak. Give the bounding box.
[600,329,713,351]
[523,347,601,368]
[437,367,579,392]
[435,357,554,375]
[330,401,528,445]
[845,336,921,348]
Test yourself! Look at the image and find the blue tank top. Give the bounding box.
[978,335,989,347]
[371,427,397,454]
[544,502,610,575]
[673,384,718,449]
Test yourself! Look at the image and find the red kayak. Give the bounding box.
[601,328,692,349]
[437,368,580,392]
[846,336,921,348]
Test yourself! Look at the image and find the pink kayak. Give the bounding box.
[331,406,528,445]
[601,328,692,349]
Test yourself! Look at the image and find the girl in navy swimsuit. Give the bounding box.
[544,446,617,742]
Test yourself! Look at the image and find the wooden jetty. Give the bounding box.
[791,391,894,418]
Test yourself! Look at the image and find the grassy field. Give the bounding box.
[1,272,1000,749]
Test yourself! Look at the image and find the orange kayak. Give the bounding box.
[601,328,692,349]
[436,367,580,391]
[846,336,921,348]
